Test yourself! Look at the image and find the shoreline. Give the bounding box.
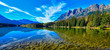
[49,26,110,29]
[20,25,110,30]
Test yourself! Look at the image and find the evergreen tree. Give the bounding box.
[76,19,81,26]
[80,18,85,27]
[70,16,76,26]
[101,11,109,25]
[93,11,100,26]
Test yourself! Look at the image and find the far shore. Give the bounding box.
[49,26,110,29]
[20,25,110,30]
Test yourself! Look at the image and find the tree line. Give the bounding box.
[54,11,110,28]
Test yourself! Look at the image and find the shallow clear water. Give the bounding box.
[0,27,62,48]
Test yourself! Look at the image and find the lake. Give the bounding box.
[0,27,110,50]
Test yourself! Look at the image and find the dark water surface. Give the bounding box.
[0,27,110,50]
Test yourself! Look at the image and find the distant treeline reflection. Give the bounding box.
[53,28,110,49]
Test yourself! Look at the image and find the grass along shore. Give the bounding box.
[49,26,110,29]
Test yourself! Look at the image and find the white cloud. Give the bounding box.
[36,17,51,23]
[0,1,36,17]
[36,2,66,23]
[5,9,14,13]
[41,5,47,9]
[36,8,42,11]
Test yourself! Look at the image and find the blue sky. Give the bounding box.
[0,0,110,23]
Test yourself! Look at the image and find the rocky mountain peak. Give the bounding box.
[88,4,99,11]
[67,10,72,13]
[89,4,99,8]
[77,7,82,12]
[56,3,110,21]
[100,3,105,6]
[73,9,77,14]
[105,5,110,9]
[99,3,105,11]
[78,7,82,10]
[66,10,72,16]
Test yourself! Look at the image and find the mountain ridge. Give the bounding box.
[16,19,39,24]
[0,15,39,25]
[56,3,110,21]
[0,15,23,25]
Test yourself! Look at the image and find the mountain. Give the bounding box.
[16,19,39,24]
[0,15,23,25]
[0,15,39,25]
[56,4,110,21]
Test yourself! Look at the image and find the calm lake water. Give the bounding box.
[0,27,110,50]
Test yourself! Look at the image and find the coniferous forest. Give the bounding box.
[51,11,110,29]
